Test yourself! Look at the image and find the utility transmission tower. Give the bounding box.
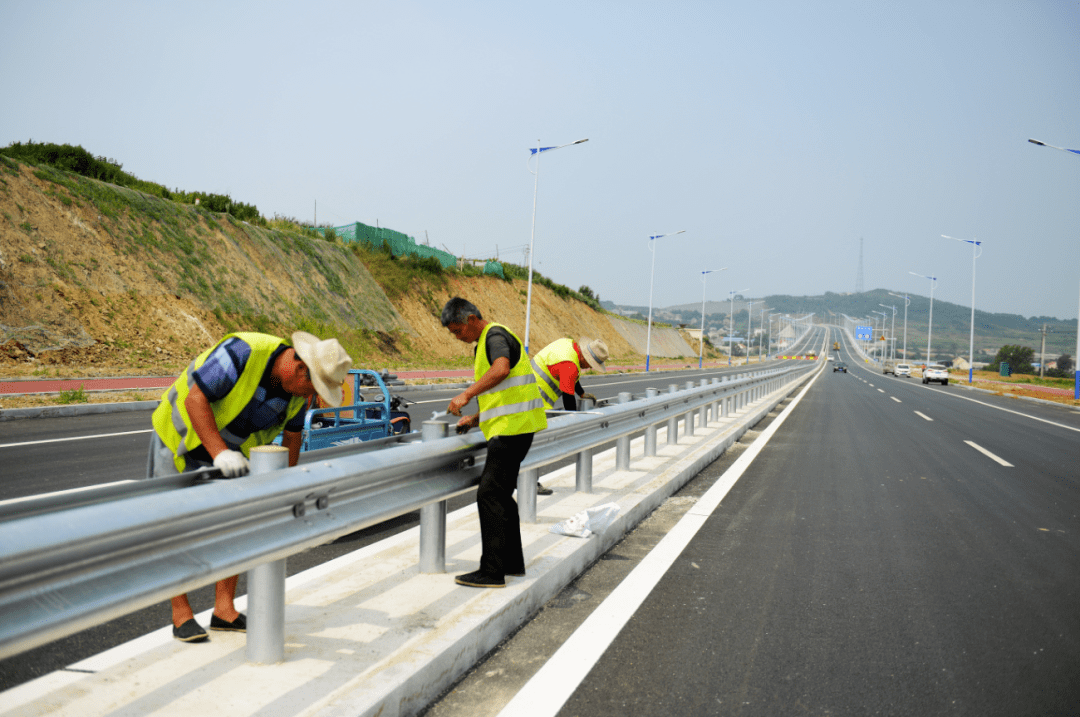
[855,237,865,293]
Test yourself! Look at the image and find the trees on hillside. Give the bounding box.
[987,345,1035,374]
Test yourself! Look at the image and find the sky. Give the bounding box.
[2,0,1079,320]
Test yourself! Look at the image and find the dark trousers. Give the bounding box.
[476,433,534,577]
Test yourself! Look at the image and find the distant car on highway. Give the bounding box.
[883,360,897,375]
[922,364,949,385]
[833,362,848,373]
[895,363,911,377]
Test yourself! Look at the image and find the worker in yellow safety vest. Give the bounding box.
[149,331,352,642]
[442,297,547,588]
[530,336,608,410]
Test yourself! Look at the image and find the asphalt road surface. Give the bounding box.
[426,330,1080,716]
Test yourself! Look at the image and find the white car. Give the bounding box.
[922,364,949,385]
[895,363,911,377]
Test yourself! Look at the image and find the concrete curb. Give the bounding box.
[0,400,160,421]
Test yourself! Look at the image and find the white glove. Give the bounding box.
[213,450,250,478]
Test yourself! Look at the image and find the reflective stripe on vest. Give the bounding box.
[474,323,548,438]
[151,332,306,471]
[531,338,580,408]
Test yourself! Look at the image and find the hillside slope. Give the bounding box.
[0,156,700,376]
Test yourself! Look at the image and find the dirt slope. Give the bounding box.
[0,156,704,378]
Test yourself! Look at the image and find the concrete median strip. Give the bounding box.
[0,376,810,717]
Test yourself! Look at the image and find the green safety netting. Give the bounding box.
[315,221,504,278]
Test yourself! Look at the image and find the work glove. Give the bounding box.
[213,449,250,478]
[581,393,597,402]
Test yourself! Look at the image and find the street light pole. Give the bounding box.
[1028,138,1079,400]
[745,300,759,365]
[872,310,888,364]
[910,271,937,365]
[888,292,910,363]
[943,234,983,384]
[758,305,772,362]
[698,267,728,369]
[524,137,588,354]
[768,312,781,359]
[645,230,686,372]
[727,288,749,366]
[879,303,897,361]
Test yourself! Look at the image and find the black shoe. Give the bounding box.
[506,571,526,577]
[454,570,506,588]
[209,613,247,632]
[173,619,209,643]
[537,483,553,496]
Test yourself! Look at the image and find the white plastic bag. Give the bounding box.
[550,503,621,539]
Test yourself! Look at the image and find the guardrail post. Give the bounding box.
[667,384,679,445]
[519,465,539,523]
[698,379,709,426]
[684,381,695,437]
[247,444,289,665]
[616,392,632,470]
[711,377,721,421]
[575,398,596,491]
[644,387,658,456]
[420,421,449,573]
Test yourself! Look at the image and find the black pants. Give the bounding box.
[476,433,534,577]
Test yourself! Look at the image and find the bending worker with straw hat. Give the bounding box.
[148,330,353,642]
[530,336,608,412]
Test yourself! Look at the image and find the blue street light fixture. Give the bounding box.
[698,267,728,369]
[1028,138,1079,400]
[523,137,589,354]
[888,292,910,363]
[645,230,686,372]
[910,271,938,365]
[727,288,749,365]
[943,234,983,384]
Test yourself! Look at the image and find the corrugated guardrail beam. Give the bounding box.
[0,363,815,660]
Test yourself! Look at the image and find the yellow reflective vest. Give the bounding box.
[530,338,580,408]
[151,332,307,472]
[474,323,547,439]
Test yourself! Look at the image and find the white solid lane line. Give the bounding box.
[964,440,1014,467]
[915,411,933,421]
[495,362,824,717]
[0,429,153,449]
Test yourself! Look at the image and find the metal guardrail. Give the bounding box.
[0,363,815,662]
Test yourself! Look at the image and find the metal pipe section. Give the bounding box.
[246,444,290,665]
[615,392,633,470]
[644,387,659,456]
[420,421,450,573]
[519,467,539,523]
[575,396,596,491]
[699,379,710,426]
[576,450,593,493]
[684,381,696,437]
[666,384,679,445]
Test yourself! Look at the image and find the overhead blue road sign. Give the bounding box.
[855,325,872,341]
